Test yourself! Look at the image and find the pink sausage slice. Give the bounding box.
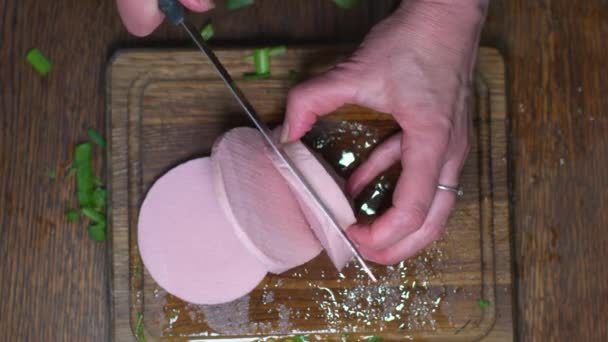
[267,128,356,272]
[211,127,323,274]
[138,158,267,305]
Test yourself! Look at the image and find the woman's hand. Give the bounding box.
[281,0,488,265]
[116,0,214,36]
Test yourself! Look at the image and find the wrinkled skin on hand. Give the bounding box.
[116,0,214,36]
[282,1,489,265]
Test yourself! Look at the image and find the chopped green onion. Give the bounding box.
[294,336,310,342]
[93,177,103,187]
[82,207,106,224]
[75,143,94,208]
[246,46,286,59]
[93,187,107,211]
[135,312,146,342]
[66,209,80,222]
[26,48,52,75]
[478,298,490,309]
[243,72,270,81]
[87,128,106,148]
[88,222,107,241]
[47,168,57,179]
[253,48,270,75]
[67,166,76,178]
[366,336,383,342]
[333,0,358,9]
[200,23,214,41]
[243,46,285,78]
[227,0,254,10]
[288,69,301,82]
[268,45,286,56]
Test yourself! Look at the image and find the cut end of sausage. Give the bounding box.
[211,127,323,274]
[268,126,357,272]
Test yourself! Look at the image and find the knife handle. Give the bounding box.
[159,0,185,25]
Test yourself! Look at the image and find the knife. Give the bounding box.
[158,0,377,282]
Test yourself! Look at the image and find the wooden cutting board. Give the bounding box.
[107,46,513,341]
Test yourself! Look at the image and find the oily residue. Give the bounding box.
[309,247,447,334]
[303,120,380,175]
[302,120,400,220]
[154,246,448,338]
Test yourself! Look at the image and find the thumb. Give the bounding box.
[281,70,356,143]
[117,0,214,37]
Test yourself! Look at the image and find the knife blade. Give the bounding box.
[158,0,377,282]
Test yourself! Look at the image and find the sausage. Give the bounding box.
[138,158,267,304]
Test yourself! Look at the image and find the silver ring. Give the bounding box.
[437,184,464,197]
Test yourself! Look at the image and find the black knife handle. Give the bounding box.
[159,0,185,25]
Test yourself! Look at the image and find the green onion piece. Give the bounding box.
[135,312,146,342]
[268,45,286,56]
[87,128,106,148]
[67,166,76,178]
[294,336,310,342]
[200,23,214,41]
[288,69,301,82]
[366,336,383,342]
[333,0,358,9]
[82,207,106,224]
[93,187,107,211]
[47,168,57,179]
[75,143,94,208]
[252,48,270,75]
[243,72,270,81]
[26,48,53,75]
[227,0,254,10]
[66,209,80,222]
[93,177,103,187]
[88,222,107,241]
[478,298,490,309]
[245,45,285,59]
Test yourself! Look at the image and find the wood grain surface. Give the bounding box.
[108,47,511,341]
[1,0,607,341]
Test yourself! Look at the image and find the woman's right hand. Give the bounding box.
[117,0,214,36]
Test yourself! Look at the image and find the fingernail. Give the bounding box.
[280,124,290,144]
[200,0,215,10]
[183,0,214,11]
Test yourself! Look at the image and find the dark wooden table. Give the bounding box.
[1,1,606,341]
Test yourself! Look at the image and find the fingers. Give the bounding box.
[353,147,466,265]
[281,70,356,143]
[117,0,214,37]
[180,0,215,12]
[357,189,455,264]
[117,0,164,37]
[346,133,402,197]
[348,127,449,251]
